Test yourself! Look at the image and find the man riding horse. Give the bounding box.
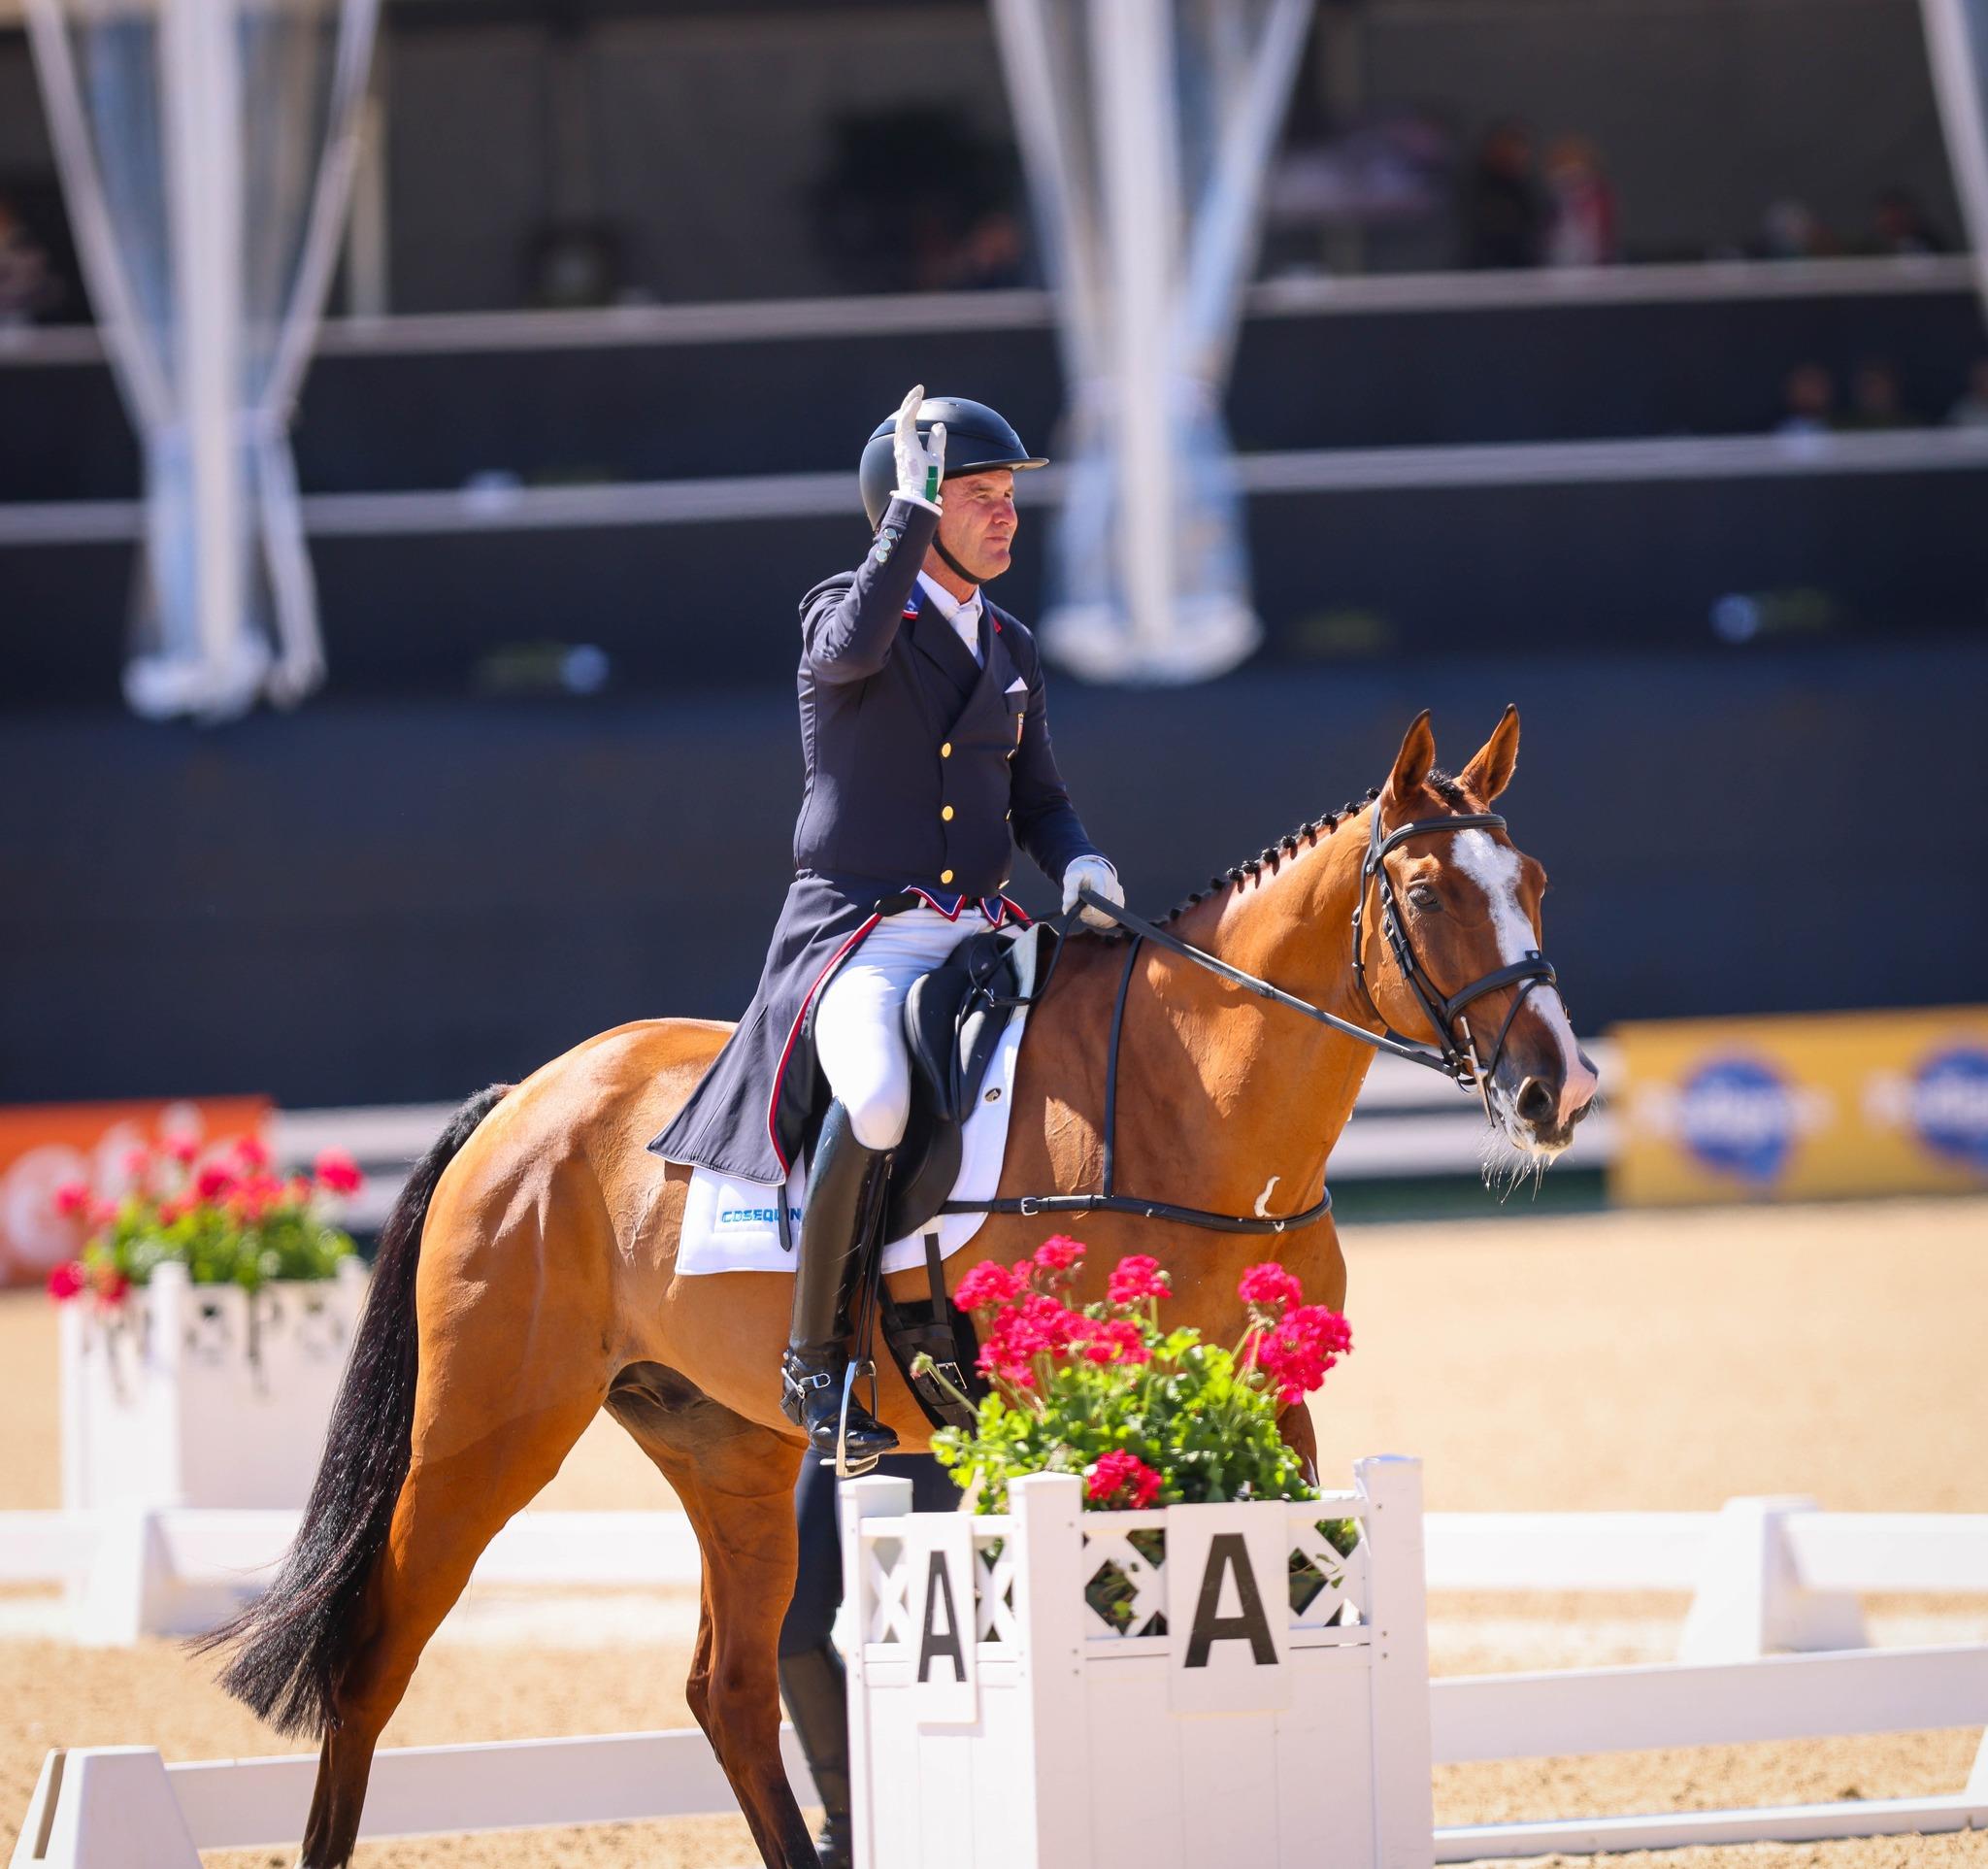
[648,386,1123,1462]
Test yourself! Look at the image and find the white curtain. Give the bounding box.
[1922,0,1988,317]
[992,0,1313,684]
[27,0,380,718]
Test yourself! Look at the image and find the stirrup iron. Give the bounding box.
[835,1357,881,1479]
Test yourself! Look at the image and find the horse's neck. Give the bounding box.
[1117,820,1381,1214]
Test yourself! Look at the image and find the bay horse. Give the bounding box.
[209,707,1595,1869]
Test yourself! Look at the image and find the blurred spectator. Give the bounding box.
[940,209,1027,291]
[1776,361,1835,436]
[1461,119,1541,269]
[1839,357,1913,430]
[1541,136,1618,267]
[0,193,60,326]
[1755,199,1833,261]
[1869,186,1949,256]
[813,108,1018,295]
[524,223,623,310]
[1945,358,1988,429]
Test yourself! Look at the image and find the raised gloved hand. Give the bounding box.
[1062,854,1124,930]
[892,384,946,514]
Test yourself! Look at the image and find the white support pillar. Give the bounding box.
[1921,0,1988,317]
[994,0,1315,685]
[157,0,255,713]
[1091,0,1180,665]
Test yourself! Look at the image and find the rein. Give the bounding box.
[940,804,1557,1236]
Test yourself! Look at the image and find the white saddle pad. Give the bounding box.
[676,925,1038,1279]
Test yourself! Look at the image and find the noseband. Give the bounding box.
[1348,807,1558,1095]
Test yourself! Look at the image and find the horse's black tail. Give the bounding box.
[199,1083,511,1736]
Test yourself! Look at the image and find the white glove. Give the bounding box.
[892,383,946,514]
[1062,855,1123,930]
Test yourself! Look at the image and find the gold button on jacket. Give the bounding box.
[941,804,954,821]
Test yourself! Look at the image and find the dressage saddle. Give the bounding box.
[881,921,1039,1242]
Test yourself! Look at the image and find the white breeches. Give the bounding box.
[815,907,994,1151]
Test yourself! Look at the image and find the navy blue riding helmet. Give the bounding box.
[856,395,1046,531]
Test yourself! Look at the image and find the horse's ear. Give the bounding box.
[1459,704,1521,802]
[1385,710,1437,801]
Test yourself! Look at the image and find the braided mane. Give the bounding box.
[1131,765,1472,933]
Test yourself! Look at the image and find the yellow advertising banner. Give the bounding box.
[0,1097,271,1288]
[1610,1006,1988,1205]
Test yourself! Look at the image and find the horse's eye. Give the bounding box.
[1407,882,1442,914]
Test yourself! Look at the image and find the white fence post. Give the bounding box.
[70,1508,173,1649]
[842,1472,912,1869]
[1358,1455,1436,1869]
[1009,1473,1090,1869]
[1679,1497,1868,1663]
[7,1747,202,1869]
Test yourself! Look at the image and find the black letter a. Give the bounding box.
[1182,1532,1277,1669]
[916,1551,967,1683]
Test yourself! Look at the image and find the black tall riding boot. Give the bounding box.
[779,1639,853,1868]
[780,1100,899,1463]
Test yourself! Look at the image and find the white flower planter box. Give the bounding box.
[57,1258,367,1641]
[842,1456,1435,1869]
[60,1258,367,1515]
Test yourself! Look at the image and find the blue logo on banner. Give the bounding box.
[1677,1054,1797,1184]
[1907,1046,1988,1173]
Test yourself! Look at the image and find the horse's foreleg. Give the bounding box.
[1277,1401,1321,1487]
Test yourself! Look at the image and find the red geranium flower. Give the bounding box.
[46,1261,87,1302]
[121,1146,153,1179]
[1237,1261,1304,1314]
[977,1291,1086,1388]
[953,1259,1021,1313]
[92,1265,130,1305]
[1252,1304,1353,1407]
[52,1182,90,1219]
[167,1135,201,1166]
[314,1149,363,1196]
[89,1198,120,1229]
[194,1164,236,1203]
[1074,1317,1149,1366]
[1032,1235,1084,1275]
[1106,1254,1170,1307]
[234,1134,272,1172]
[1087,1450,1163,1510]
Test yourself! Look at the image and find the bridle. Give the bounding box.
[940,797,1561,1238]
[1347,805,1558,1104]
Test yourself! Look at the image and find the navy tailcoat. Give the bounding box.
[648,495,1103,1185]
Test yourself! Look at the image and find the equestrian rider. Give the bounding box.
[649,386,1122,1461]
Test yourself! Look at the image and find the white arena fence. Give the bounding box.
[10,1507,1986,1867]
[6,1493,1987,1660]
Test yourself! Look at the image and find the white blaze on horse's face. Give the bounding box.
[1450,829,1596,1156]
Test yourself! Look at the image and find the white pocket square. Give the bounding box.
[1005,678,1027,694]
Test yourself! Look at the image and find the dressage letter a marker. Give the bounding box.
[916,1550,966,1684]
[1183,1532,1276,1669]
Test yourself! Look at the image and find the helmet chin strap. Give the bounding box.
[932,533,981,588]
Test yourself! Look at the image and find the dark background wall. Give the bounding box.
[5,636,1982,1109]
